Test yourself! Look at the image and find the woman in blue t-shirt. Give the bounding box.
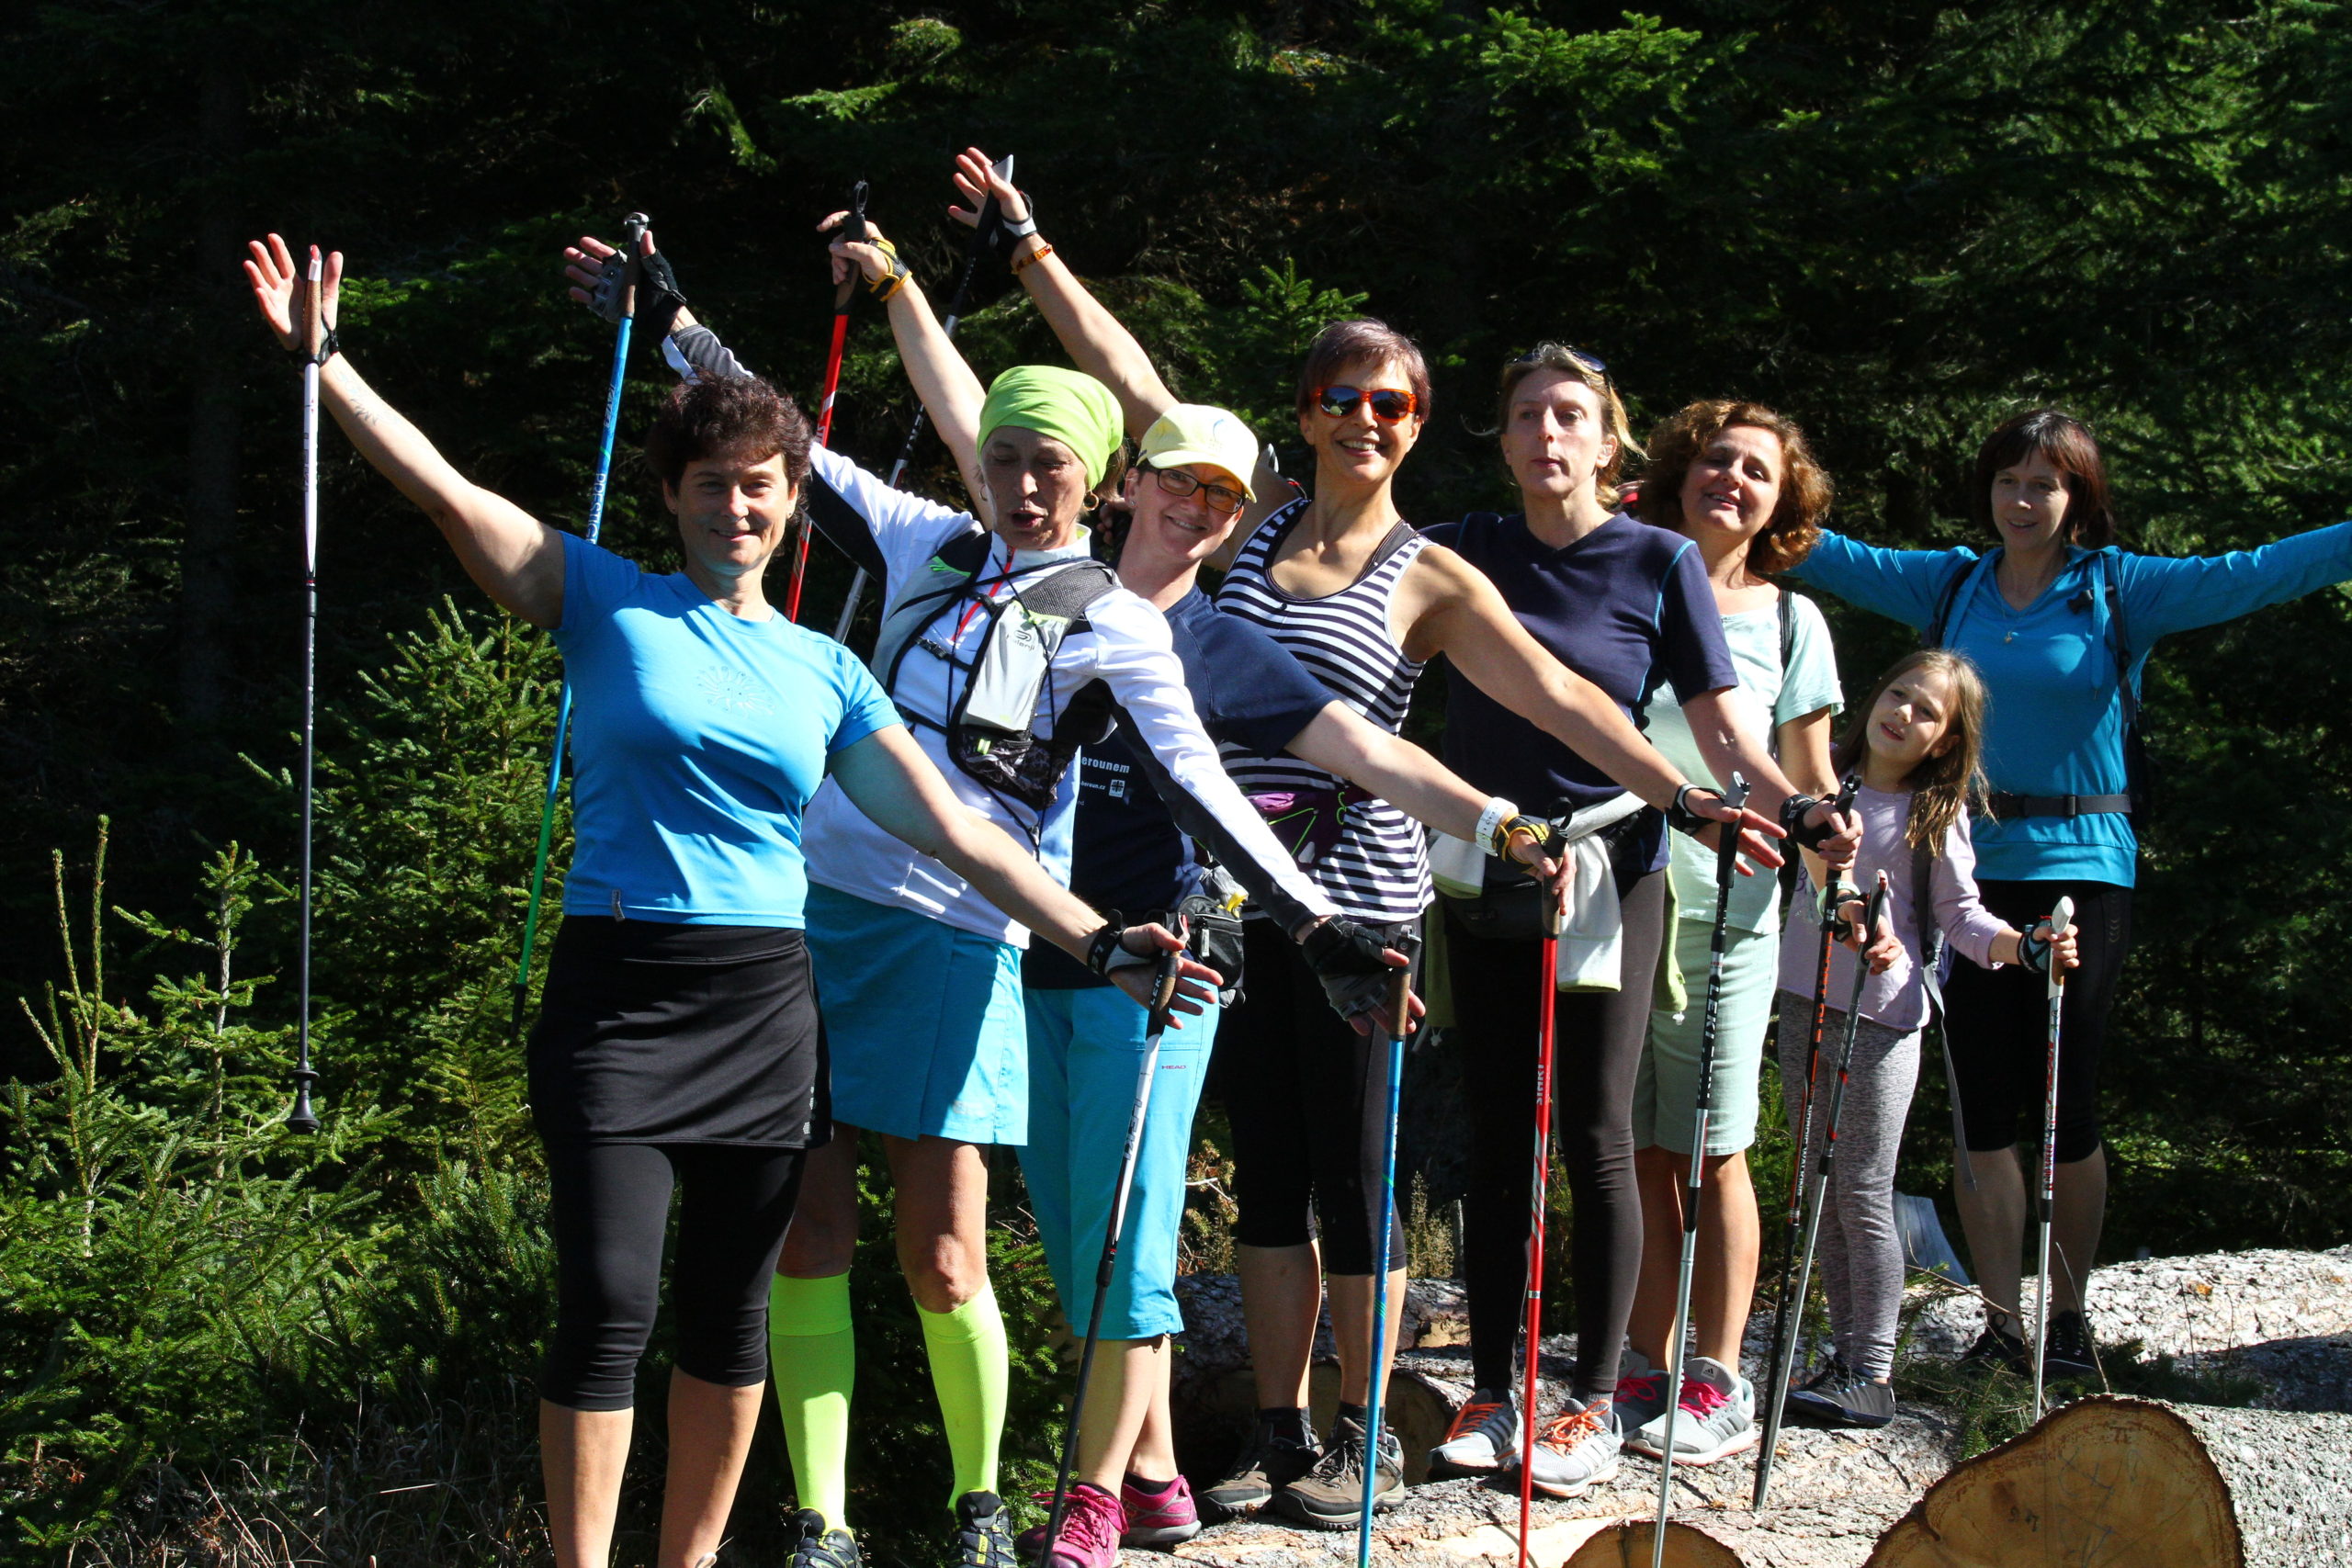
[243,235,1212,1568]
[1792,408,2352,1380]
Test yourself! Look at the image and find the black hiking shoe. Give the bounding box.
[951,1491,1018,1568]
[1200,1414,1318,1520]
[1958,1323,2030,1378]
[1784,1370,1895,1429]
[2043,1311,2098,1379]
[1780,1355,1850,1422]
[787,1507,861,1568]
[1269,1415,1403,1530]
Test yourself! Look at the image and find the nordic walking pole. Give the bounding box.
[1751,773,1859,1505]
[510,213,647,1050]
[786,180,866,624]
[1753,870,1891,1507]
[286,248,327,1135]
[832,153,1012,644]
[1514,878,1564,1568]
[2032,895,2076,1421]
[1359,964,1415,1561]
[1652,773,1749,1568]
[1040,931,1185,1557]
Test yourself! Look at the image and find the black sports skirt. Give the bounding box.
[528,916,828,1148]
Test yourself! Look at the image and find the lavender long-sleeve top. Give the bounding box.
[1777,784,2011,1031]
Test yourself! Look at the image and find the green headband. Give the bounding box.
[977,365,1125,487]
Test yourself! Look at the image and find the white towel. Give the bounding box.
[1426,792,1647,991]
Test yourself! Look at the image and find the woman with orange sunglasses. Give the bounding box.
[944,151,1838,1528]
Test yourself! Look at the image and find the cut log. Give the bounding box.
[1565,1521,1745,1566]
[1864,1394,2352,1567]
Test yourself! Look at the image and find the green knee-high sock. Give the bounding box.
[916,1283,1008,1506]
[769,1272,854,1529]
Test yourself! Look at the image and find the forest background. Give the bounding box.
[4,0,2350,1562]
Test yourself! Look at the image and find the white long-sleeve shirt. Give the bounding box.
[800,444,1339,946]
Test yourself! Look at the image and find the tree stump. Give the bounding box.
[1864,1394,2352,1567]
[1565,1520,1746,1566]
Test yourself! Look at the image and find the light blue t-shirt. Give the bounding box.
[552,532,901,926]
[1647,590,1843,932]
[1794,523,2352,885]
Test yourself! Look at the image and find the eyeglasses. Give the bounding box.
[1313,385,1419,423]
[1145,465,1248,517]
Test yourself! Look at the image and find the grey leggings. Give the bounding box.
[1773,991,1920,1382]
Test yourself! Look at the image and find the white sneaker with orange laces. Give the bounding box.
[1522,1396,1621,1498]
[1428,1388,1519,1477]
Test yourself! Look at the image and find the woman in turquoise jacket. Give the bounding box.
[1792,408,2352,1380]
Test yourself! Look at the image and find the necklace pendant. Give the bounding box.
[2005,631,2016,643]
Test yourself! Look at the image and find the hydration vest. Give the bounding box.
[871,527,1122,814]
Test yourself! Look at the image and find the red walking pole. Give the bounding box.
[785,179,867,623]
[1516,883,1563,1567]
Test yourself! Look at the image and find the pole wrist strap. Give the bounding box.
[289,327,340,368]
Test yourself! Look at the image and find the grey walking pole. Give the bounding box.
[286,249,327,1135]
[1039,931,1183,1557]
[832,152,1013,643]
[2031,895,2076,1421]
[1753,871,1890,1506]
[1652,773,1748,1568]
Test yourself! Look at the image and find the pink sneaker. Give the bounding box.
[1017,1483,1125,1568]
[1119,1472,1202,1547]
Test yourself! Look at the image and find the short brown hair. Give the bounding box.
[1295,318,1430,423]
[1634,400,1832,576]
[1495,344,1641,501]
[644,376,812,491]
[1972,408,2117,548]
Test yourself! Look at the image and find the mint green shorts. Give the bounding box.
[1634,919,1782,1156]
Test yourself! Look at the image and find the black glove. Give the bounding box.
[980,194,1039,263]
[637,248,688,344]
[2016,922,2057,978]
[1303,917,1406,1022]
[1084,912,1155,979]
[1664,784,1724,840]
[1779,792,1846,852]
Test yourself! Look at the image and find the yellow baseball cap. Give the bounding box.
[1138,403,1258,500]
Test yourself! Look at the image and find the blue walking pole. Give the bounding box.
[510,212,646,1048]
[1359,964,1414,1560]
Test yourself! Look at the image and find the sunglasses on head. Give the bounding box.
[1313,385,1419,423]
[1143,464,1248,517]
[1513,344,1612,383]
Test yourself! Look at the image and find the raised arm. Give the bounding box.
[826,214,989,504]
[828,723,1221,1018]
[949,147,1176,438]
[2120,523,2352,641]
[243,234,563,626]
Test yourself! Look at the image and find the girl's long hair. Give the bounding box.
[1831,648,1992,854]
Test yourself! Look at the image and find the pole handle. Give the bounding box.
[2048,896,2075,942]
[1385,964,1413,1039]
[301,252,323,360]
[831,180,870,313]
[617,212,649,321]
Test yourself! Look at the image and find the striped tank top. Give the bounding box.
[1214,498,1431,922]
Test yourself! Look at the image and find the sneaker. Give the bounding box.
[2043,1310,2098,1379]
[1611,1349,1672,1438]
[1269,1415,1404,1530]
[1778,1354,1851,1423]
[1427,1389,1518,1477]
[1627,1357,1758,1464]
[952,1491,1020,1568]
[1200,1414,1318,1520]
[1522,1396,1621,1499]
[1011,1482,1123,1568]
[1783,1369,1895,1429]
[1958,1323,2031,1378]
[786,1508,861,1568]
[1118,1473,1201,1548]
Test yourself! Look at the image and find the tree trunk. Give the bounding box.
[1864,1395,2352,1568]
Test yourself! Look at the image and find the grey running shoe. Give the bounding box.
[1522,1396,1621,1499]
[786,1508,860,1568]
[1785,1369,1895,1429]
[2043,1310,2098,1379]
[1779,1354,1851,1424]
[1958,1323,2031,1378]
[951,1491,1019,1568]
[1611,1348,1672,1438]
[1628,1356,1758,1464]
[1427,1388,1518,1478]
[1269,1415,1403,1530]
[1199,1415,1318,1520]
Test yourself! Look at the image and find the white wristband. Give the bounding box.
[1475,796,1518,856]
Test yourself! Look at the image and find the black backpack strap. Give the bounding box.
[1778,584,1796,670]
[1923,554,1979,649]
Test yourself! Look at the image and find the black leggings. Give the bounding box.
[1211,916,1418,1276]
[539,1141,808,1412]
[1942,878,2131,1165]
[1449,870,1666,1401]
